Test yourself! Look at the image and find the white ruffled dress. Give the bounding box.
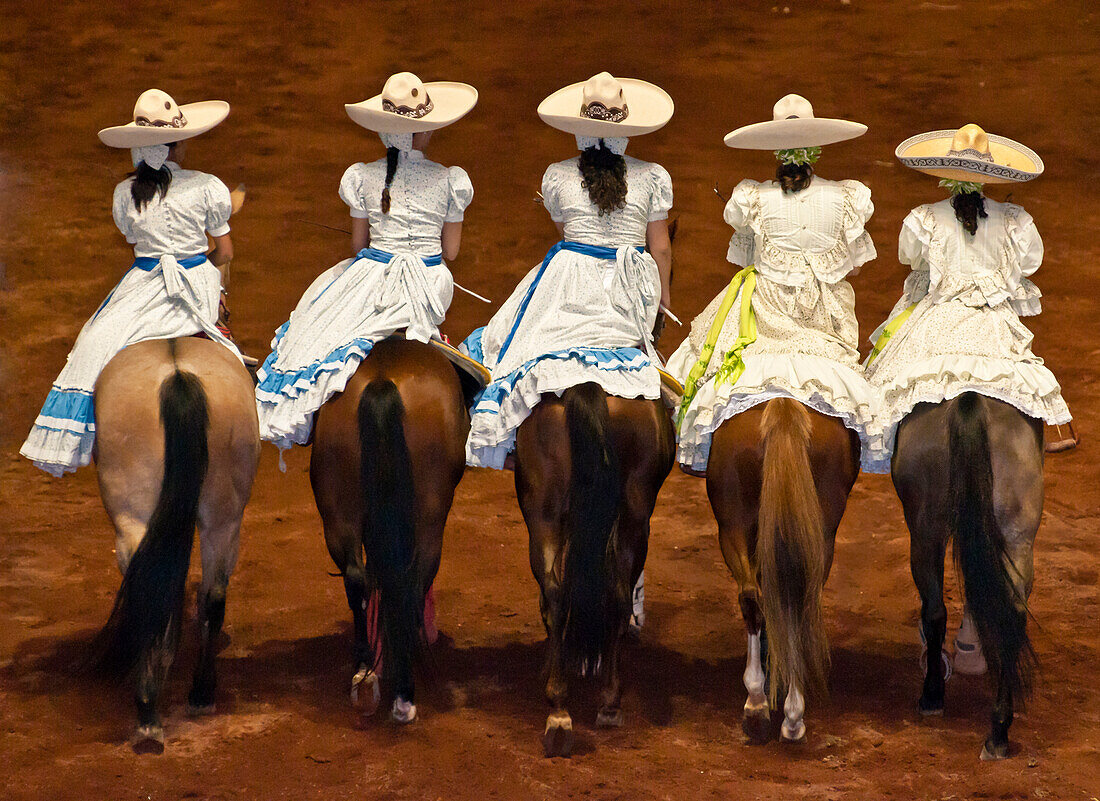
[20,162,240,476]
[464,151,672,469]
[255,148,473,451]
[668,177,879,473]
[861,198,1071,473]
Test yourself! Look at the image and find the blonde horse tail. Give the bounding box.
[93,360,209,675]
[757,398,828,705]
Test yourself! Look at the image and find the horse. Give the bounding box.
[516,382,675,757]
[892,392,1041,760]
[705,397,860,743]
[309,337,476,724]
[92,336,260,753]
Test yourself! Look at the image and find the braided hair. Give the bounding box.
[380,146,400,214]
[579,140,627,215]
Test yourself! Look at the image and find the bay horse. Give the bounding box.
[705,397,859,743]
[893,392,1041,760]
[516,382,675,757]
[309,337,475,724]
[93,337,260,752]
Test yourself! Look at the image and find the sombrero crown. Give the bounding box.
[345,72,478,133]
[895,123,1043,184]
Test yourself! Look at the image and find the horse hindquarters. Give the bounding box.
[757,398,828,741]
[94,370,209,750]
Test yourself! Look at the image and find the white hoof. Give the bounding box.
[351,667,381,716]
[781,718,806,743]
[391,697,418,724]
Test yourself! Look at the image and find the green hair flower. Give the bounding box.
[939,178,984,196]
[774,147,821,166]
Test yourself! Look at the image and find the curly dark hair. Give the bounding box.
[951,190,988,235]
[579,141,627,215]
[776,161,814,194]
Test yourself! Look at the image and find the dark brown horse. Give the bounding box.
[893,392,1042,759]
[93,337,260,752]
[309,337,475,723]
[516,383,675,757]
[705,397,860,743]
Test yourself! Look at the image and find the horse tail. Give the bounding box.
[94,365,209,675]
[358,378,423,690]
[948,392,1034,697]
[757,397,829,705]
[560,382,623,675]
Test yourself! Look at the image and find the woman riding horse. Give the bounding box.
[464,72,676,757]
[255,72,480,725]
[865,124,1071,759]
[668,94,878,743]
[20,90,259,752]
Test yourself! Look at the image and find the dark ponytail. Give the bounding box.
[776,161,814,194]
[578,141,627,215]
[129,161,173,212]
[381,146,400,214]
[951,191,987,236]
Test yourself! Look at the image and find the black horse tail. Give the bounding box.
[560,382,623,675]
[93,369,209,676]
[948,392,1034,697]
[757,397,829,705]
[358,378,423,700]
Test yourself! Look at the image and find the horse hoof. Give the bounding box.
[391,697,418,725]
[780,719,806,744]
[742,708,772,744]
[131,725,165,755]
[186,703,216,717]
[596,707,624,728]
[543,712,574,757]
[980,739,1009,761]
[918,696,945,717]
[351,667,380,717]
[953,643,987,676]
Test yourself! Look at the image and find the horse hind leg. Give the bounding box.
[187,520,240,715]
[739,589,772,743]
[539,578,574,756]
[132,610,182,754]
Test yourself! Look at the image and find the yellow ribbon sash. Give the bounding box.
[867,301,919,366]
[677,266,757,429]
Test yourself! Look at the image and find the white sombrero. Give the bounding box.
[538,72,674,138]
[896,124,1043,184]
[345,72,478,133]
[723,94,866,149]
[98,89,229,148]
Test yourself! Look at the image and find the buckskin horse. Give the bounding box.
[93,336,260,753]
[705,397,860,743]
[893,392,1041,760]
[309,337,483,724]
[517,382,675,757]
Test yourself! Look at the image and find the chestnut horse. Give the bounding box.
[516,383,675,757]
[93,337,260,752]
[893,392,1041,760]
[705,398,859,743]
[309,337,474,724]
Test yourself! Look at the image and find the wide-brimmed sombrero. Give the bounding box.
[723,94,866,149]
[538,72,674,138]
[98,89,229,148]
[896,124,1043,184]
[345,72,478,134]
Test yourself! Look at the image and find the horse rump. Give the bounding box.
[948,392,1035,697]
[560,382,623,675]
[91,370,209,677]
[757,397,829,704]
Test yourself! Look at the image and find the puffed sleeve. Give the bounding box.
[112,181,136,242]
[540,164,565,222]
[203,176,232,237]
[647,164,673,221]
[839,179,876,271]
[1005,204,1043,278]
[898,207,933,271]
[338,163,370,219]
[723,180,758,267]
[444,166,474,223]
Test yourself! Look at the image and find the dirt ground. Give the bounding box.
[2,1,1099,799]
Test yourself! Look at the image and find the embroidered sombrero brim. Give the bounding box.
[346,82,478,133]
[538,78,674,138]
[895,130,1043,184]
[723,117,866,150]
[98,100,230,148]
